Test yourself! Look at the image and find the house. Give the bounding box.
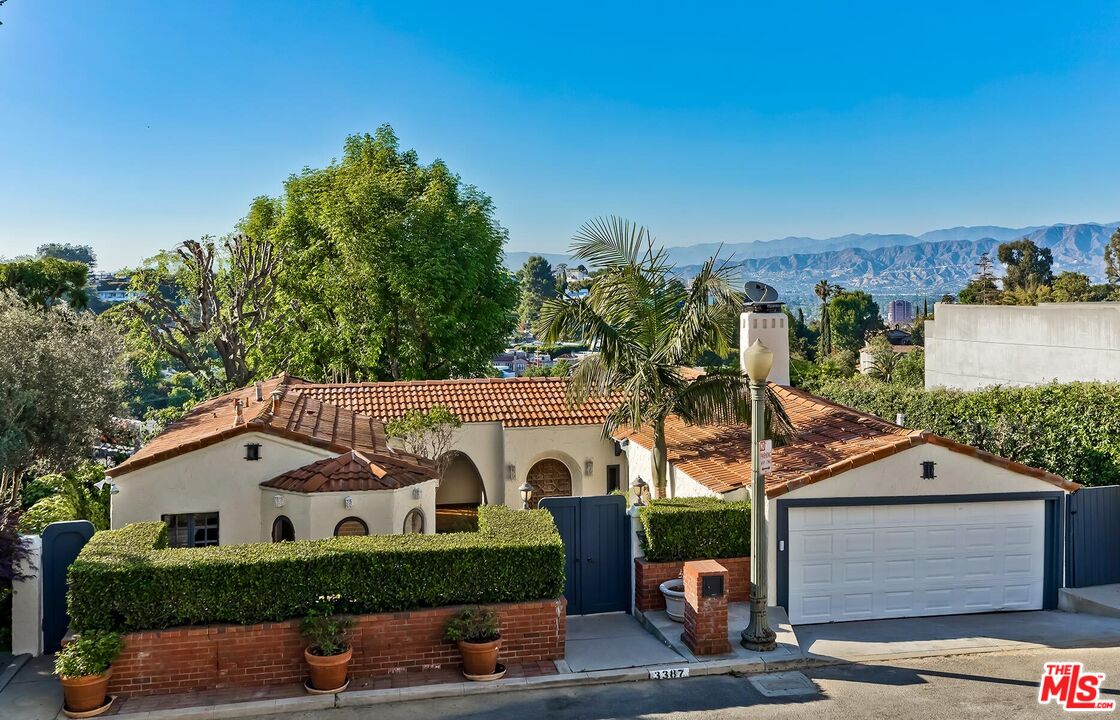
[858,327,919,374]
[925,302,1120,389]
[615,301,1078,624]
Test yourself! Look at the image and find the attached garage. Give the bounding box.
[782,496,1060,624]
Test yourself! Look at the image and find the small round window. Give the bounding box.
[403,508,425,534]
[271,515,295,542]
[334,517,369,537]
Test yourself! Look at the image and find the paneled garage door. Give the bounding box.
[788,500,1045,624]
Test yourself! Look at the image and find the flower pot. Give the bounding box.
[660,579,686,622]
[304,645,352,691]
[458,638,501,677]
[60,671,111,714]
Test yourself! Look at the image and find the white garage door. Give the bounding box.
[788,500,1045,624]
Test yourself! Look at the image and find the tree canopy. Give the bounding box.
[36,243,97,267]
[0,257,90,309]
[827,290,882,353]
[518,256,558,330]
[997,238,1054,291]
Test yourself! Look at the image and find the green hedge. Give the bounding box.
[815,378,1120,487]
[68,505,564,632]
[639,497,750,562]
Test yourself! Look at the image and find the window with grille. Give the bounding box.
[161,512,219,548]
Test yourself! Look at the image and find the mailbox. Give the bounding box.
[701,574,725,598]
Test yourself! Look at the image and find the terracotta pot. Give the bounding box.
[458,638,501,676]
[304,645,352,691]
[60,671,111,714]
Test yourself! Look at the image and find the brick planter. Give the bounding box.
[635,557,749,613]
[106,598,565,698]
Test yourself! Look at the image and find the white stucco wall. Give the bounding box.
[925,302,1120,390]
[260,478,439,540]
[109,432,335,545]
[502,426,624,508]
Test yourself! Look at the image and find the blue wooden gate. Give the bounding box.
[42,520,95,652]
[1067,486,1120,588]
[540,495,630,615]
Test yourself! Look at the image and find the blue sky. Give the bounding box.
[2,1,1119,270]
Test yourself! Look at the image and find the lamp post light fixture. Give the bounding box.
[741,339,777,652]
[519,481,534,510]
[631,475,649,507]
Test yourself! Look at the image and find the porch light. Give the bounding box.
[506,464,517,482]
[273,494,284,508]
[519,481,534,510]
[584,458,594,476]
[743,339,773,384]
[631,476,649,507]
[412,486,423,500]
[344,495,353,509]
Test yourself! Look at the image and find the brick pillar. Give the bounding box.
[681,560,730,656]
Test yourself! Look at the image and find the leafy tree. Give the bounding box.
[0,257,89,309]
[893,348,925,387]
[0,291,125,499]
[538,217,792,498]
[250,126,518,381]
[813,280,840,357]
[518,256,557,330]
[385,406,462,476]
[1105,227,1120,286]
[865,335,900,382]
[827,290,882,354]
[36,243,97,267]
[1050,271,1093,302]
[522,360,573,377]
[998,238,1053,291]
[940,293,956,304]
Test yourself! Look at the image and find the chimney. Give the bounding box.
[232,399,245,426]
[270,389,283,414]
[740,297,790,386]
[254,381,264,402]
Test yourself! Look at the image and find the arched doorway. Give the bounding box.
[436,451,486,533]
[527,458,573,505]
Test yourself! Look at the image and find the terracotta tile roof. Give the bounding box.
[614,384,1077,497]
[294,376,617,427]
[261,450,435,493]
[110,374,421,478]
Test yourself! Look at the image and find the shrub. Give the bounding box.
[18,494,77,535]
[444,606,500,643]
[68,506,564,633]
[639,497,750,562]
[816,378,1120,487]
[54,631,122,678]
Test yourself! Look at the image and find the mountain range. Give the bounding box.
[505,222,1119,298]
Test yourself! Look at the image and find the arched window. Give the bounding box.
[403,508,425,534]
[271,515,295,542]
[334,517,369,537]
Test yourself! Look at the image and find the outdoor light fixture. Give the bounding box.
[584,459,594,476]
[344,495,353,509]
[519,481,534,510]
[506,464,517,482]
[741,338,776,652]
[631,475,649,507]
[412,487,423,500]
[273,494,284,508]
[742,339,774,385]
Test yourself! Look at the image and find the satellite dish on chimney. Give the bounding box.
[744,281,779,304]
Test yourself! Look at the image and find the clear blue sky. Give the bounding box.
[2,1,1119,270]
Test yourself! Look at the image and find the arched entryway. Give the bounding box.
[527,458,573,506]
[436,451,486,533]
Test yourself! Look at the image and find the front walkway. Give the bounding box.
[564,613,685,671]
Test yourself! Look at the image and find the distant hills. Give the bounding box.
[504,222,1119,298]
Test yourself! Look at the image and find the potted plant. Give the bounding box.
[55,630,122,717]
[301,595,353,693]
[444,606,502,680]
[659,577,686,622]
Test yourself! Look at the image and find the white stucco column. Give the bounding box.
[11,535,43,656]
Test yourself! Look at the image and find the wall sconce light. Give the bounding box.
[273,494,284,508]
[344,495,353,509]
[506,464,517,482]
[921,461,937,480]
[631,475,649,507]
[584,459,594,476]
[519,481,534,510]
[412,487,422,500]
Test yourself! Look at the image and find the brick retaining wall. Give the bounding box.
[635,557,749,612]
[107,598,565,698]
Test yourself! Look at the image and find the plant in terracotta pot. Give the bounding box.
[55,630,122,717]
[444,606,502,680]
[301,594,353,692]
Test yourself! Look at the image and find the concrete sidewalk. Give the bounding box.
[564,613,685,671]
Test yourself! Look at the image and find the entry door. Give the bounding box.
[788,500,1045,624]
[540,495,630,615]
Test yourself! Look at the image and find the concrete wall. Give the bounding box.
[925,302,1120,389]
[110,433,335,545]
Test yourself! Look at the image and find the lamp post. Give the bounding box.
[741,339,777,652]
[519,481,534,510]
[631,475,649,507]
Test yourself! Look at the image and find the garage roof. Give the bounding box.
[613,385,1078,497]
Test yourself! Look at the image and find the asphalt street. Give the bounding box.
[258,647,1120,720]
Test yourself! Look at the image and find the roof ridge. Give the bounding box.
[292,375,571,390]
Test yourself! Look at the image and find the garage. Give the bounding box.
[781,496,1062,625]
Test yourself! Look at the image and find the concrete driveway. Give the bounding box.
[794,610,1120,662]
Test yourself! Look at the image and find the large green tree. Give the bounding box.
[36,243,97,267]
[1105,227,1120,286]
[250,126,518,381]
[0,257,89,309]
[0,291,125,499]
[517,256,557,330]
[998,238,1053,291]
[813,280,839,357]
[538,217,792,498]
[827,290,882,353]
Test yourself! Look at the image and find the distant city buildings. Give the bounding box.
[886,299,914,326]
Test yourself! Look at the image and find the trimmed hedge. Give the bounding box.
[68,505,564,632]
[639,497,750,562]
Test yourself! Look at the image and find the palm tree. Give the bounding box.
[814,280,839,358]
[538,217,792,499]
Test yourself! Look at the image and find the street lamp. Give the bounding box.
[631,475,649,507]
[519,481,534,510]
[741,339,777,652]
